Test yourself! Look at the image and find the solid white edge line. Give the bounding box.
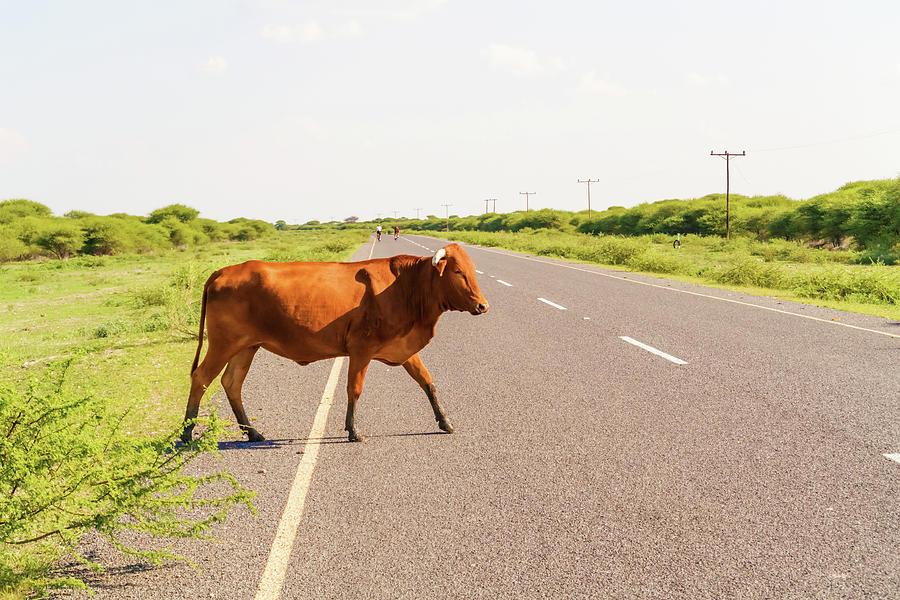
[619,336,688,365]
[466,245,899,339]
[538,297,567,310]
[884,453,900,464]
[496,280,513,287]
[254,357,345,600]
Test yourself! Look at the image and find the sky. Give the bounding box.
[2,0,899,224]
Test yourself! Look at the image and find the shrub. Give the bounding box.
[0,232,29,262]
[0,199,51,224]
[712,255,786,288]
[33,221,85,260]
[626,250,691,274]
[146,204,200,224]
[0,361,255,594]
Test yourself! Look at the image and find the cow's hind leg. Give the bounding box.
[181,343,231,443]
[402,353,454,434]
[222,346,264,442]
[345,355,371,442]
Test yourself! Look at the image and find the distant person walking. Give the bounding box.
[376,224,382,241]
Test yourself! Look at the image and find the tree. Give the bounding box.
[34,221,85,260]
[146,204,200,224]
[0,199,52,224]
[344,216,359,223]
[274,220,287,231]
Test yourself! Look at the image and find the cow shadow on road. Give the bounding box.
[209,431,446,451]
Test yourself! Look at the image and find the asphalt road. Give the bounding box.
[58,234,900,599]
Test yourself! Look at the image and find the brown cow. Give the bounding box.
[181,243,488,443]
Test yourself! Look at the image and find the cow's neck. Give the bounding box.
[395,256,448,327]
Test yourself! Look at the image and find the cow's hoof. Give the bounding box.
[438,419,455,434]
[180,428,194,444]
[246,429,266,443]
[347,431,366,443]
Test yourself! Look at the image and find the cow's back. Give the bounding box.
[203,260,370,357]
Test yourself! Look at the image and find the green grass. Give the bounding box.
[420,230,900,320]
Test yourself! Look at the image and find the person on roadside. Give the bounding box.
[376,224,382,241]
[393,226,400,240]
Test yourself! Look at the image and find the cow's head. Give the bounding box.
[432,243,489,315]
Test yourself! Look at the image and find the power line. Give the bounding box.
[710,150,746,240]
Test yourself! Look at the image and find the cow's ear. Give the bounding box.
[432,247,447,276]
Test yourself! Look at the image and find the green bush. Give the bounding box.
[712,255,786,288]
[791,264,898,304]
[0,361,255,595]
[0,199,51,224]
[0,231,29,262]
[146,204,200,224]
[33,220,85,260]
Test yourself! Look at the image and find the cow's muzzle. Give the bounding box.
[470,301,489,315]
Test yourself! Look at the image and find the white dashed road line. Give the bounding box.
[496,280,513,287]
[476,270,484,274]
[883,453,900,465]
[538,297,567,310]
[619,336,688,365]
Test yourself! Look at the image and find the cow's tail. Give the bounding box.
[191,282,209,375]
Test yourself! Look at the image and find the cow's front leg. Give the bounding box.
[345,356,371,442]
[402,353,454,434]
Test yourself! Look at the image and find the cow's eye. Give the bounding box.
[455,269,462,274]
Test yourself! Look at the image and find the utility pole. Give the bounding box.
[484,198,497,214]
[519,191,536,211]
[577,178,600,220]
[392,210,399,219]
[709,150,746,239]
[414,208,422,220]
[441,203,452,231]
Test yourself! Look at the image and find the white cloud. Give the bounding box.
[262,20,361,43]
[0,128,29,165]
[200,56,228,75]
[262,21,326,44]
[488,44,543,77]
[298,117,324,139]
[335,20,363,38]
[576,72,627,97]
[686,72,729,87]
[337,0,449,20]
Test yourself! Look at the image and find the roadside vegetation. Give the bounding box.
[418,229,899,320]
[0,228,368,597]
[0,200,274,263]
[295,179,900,319]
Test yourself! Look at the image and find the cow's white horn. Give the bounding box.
[432,248,446,266]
